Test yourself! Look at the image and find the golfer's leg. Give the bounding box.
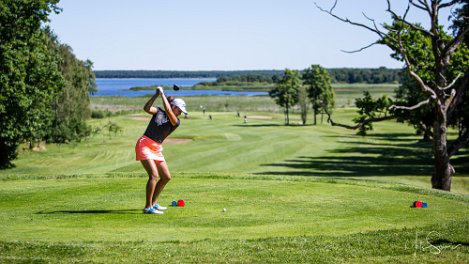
[141,160,159,208]
[153,161,172,204]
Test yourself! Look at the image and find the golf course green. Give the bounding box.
[0,95,467,263]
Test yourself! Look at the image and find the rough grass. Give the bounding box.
[90,83,398,113]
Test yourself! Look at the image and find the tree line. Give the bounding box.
[94,70,281,79]
[0,0,96,168]
[94,68,401,84]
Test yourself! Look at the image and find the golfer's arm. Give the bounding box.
[143,92,159,114]
[160,93,178,126]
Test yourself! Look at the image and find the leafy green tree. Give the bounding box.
[448,0,469,159]
[320,77,336,124]
[394,72,434,140]
[451,1,469,45]
[48,38,96,143]
[0,0,62,168]
[297,85,309,125]
[318,0,469,191]
[302,65,335,125]
[382,20,469,190]
[0,1,96,167]
[269,69,301,125]
[353,92,393,136]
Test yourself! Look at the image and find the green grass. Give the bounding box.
[1,94,468,262]
[333,83,398,108]
[90,83,398,113]
[193,83,275,91]
[0,176,468,263]
[4,176,465,242]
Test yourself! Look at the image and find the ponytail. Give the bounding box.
[167,96,175,104]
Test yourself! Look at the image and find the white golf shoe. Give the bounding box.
[152,203,167,211]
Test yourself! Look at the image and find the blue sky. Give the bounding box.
[48,0,454,71]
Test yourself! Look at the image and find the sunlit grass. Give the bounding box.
[1,90,467,262]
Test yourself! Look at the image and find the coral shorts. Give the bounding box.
[135,136,165,162]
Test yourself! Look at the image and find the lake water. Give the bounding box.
[94,78,268,97]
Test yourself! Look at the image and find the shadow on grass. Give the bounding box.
[233,124,318,127]
[431,238,469,247]
[452,148,469,174]
[256,133,442,177]
[37,209,141,214]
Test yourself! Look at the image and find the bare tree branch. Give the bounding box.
[448,129,469,157]
[438,73,462,90]
[389,98,431,111]
[401,21,433,37]
[316,0,439,100]
[315,2,387,38]
[362,12,381,33]
[400,48,438,99]
[341,42,379,53]
[329,0,338,13]
[410,0,429,12]
[413,0,432,16]
[387,0,434,37]
[443,26,469,58]
[392,21,439,101]
[444,89,456,109]
[439,0,461,9]
[327,112,395,130]
[402,0,412,20]
[448,72,469,118]
[315,0,418,58]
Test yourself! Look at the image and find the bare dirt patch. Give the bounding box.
[246,115,272,120]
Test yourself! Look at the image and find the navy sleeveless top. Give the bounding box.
[144,107,180,143]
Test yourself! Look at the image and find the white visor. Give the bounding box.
[171,98,187,114]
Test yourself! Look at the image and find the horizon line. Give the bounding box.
[93,67,402,72]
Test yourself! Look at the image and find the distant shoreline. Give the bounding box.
[94,70,284,79]
[93,68,402,84]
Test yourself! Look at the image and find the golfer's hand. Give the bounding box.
[156,86,164,94]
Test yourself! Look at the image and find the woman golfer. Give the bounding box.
[135,86,187,214]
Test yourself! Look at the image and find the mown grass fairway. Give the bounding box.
[1,96,468,263]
